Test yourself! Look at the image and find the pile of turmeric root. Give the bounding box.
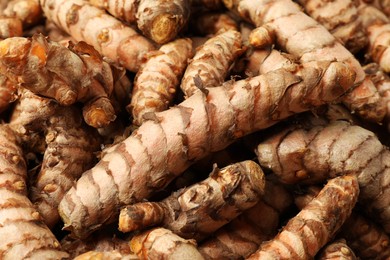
[0,0,390,259]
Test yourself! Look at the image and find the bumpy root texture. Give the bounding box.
[0,17,23,38]
[130,227,205,260]
[198,180,293,259]
[128,38,193,126]
[0,74,17,114]
[0,33,118,128]
[247,175,359,259]
[61,230,132,259]
[224,0,386,123]
[0,125,69,259]
[136,0,191,44]
[119,160,265,241]
[180,30,243,97]
[358,3,390,74]
[296,0,367,54]
[364,63,390,132]
[74,250,138,260]
[30,106,101,228]
[317,239,357,260]
[249,26,275,49]
[89,0,190,44]
[256,119,390,233]
[3,0,43,28]
[58,58,354,239]
[295,185,390,259]
[367,0,390,16]
[40,0,155,72]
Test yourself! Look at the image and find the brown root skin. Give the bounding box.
[119,160,266,241]
[40,0,155,72]
[3,0,43,28]
[180,30,243,98]
[256,118,390,233]
[130,228,205,260]
[191,12,239,36]
[0,34,117,128]
[31,105,101,228]
[296,0,367,54]
[58,59,354,239]
[0,17,23,38]
[248,175,359,259]
[136,0,191,44]
[0,74,18,113]
[198,180,293,259]
[317,239,357,260]
[88,0,139,24]
[295,185,390,259]
[225,0,386,123]
[0,125,69,259]
[129,38,193,126]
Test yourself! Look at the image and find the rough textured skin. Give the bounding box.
[61,232,132,259]
[256,119,390,233]
[74,250,138,260]
[297,0,367,53]
[364,63,390,132]
[136,0,191,44]
[89,0,139,24]
[0,74,17,114]
[58,59,355,239]
[129,38,193,126]
[0,125,69,259]
[40,0,155,72]
[367,0,390,16]
[89,0,190,44]
[0,34,117,128]
[191,12,238,36]
[119,161,266,241]
[0,17,23,38]
[224,0,386,123]
[317,239,357,260]
[3,0,43,28]
[130,228,205,260]
[295,186,390,260]
[358,4,390,74]
[198,181,292,259]
[248,175,359,259]
[180,30,243,97]
[30,106,101,228]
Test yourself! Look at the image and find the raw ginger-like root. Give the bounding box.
[317,239,357,260]
[180,30,243,97]
[247,175,359,259]
[0,74,17,114]
[256,118,390,233]
[74,250,138,260]
[224,0,386,123]
[128,38,193,126]
[363,63,390,132]
[296,0,367,54]
[58,59,355,239]
[0,33,118,128]
[0,17,23,38]
[0,124,69,259]
[40,0,155,72]
[130,227,205,260]
[119,160,265,241]
[191,12,239,36]
[90,0,190,44]
[366,0,390,16]
[3,0,42,28]
[30,106,101,228]
[248,26,275,49]
[295,185,390,259]
[198,180,293,259]
[358,3,390,74]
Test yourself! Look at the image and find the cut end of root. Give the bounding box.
[150,14,180,44]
